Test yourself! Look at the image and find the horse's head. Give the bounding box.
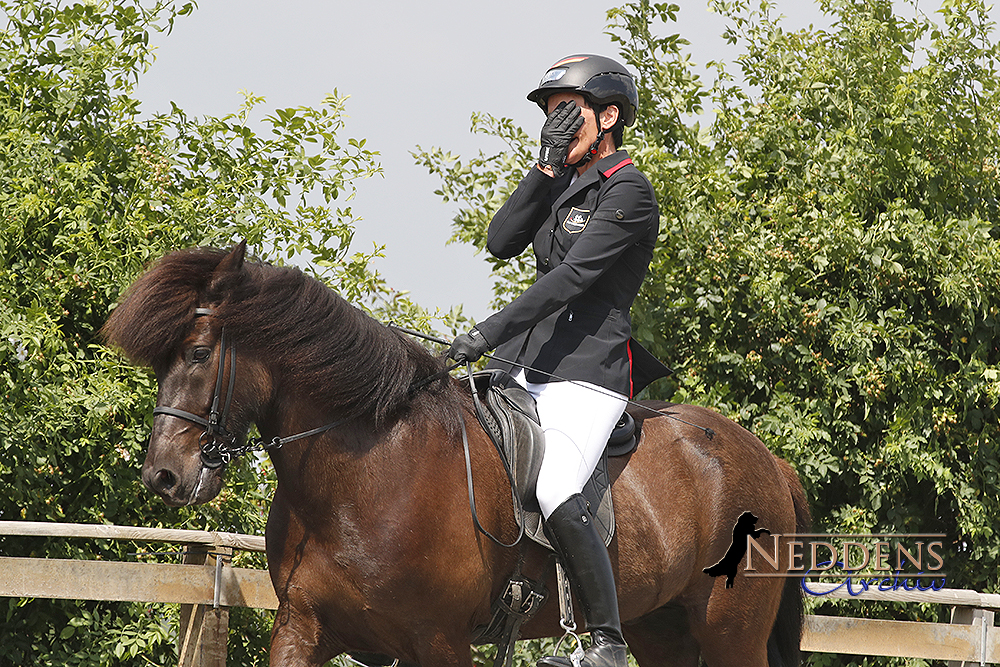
[105,241,266,506]
[107,240,452,507]
[143,305,231,505]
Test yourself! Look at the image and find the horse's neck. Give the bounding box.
[261,360,466,520]
[267,407,453,510]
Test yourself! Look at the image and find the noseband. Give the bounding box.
[152,308,238,468]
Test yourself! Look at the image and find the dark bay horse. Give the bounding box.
[102,242,810,667]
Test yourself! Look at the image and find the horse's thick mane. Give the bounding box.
[103,247,456,426]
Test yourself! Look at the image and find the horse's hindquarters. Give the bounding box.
[599,405,805,666]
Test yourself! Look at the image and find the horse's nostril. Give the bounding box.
[153,468,177,492]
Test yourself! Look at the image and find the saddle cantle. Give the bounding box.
[470,370,640,550]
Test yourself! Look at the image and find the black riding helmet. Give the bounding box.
[527,54,638,127]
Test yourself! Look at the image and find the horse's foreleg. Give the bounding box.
[410,629,476,667]
[269,595,343,667]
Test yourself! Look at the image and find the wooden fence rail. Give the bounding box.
[1,520,275,667]
[1,521,998,665]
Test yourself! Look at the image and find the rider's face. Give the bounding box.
[545,92,617,168]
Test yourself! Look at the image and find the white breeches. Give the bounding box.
[512,371,628,519]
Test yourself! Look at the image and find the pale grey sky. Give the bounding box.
[134,1,987,322]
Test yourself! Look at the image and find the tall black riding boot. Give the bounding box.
[537,494,628,667]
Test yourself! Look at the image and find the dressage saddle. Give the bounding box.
[469,370,640,550]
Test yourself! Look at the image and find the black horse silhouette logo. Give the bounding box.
[703,511,771,588]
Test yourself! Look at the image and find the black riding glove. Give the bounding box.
[448,327,491,364]
[538,100,584,177]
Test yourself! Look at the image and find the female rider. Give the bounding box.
[449,54,669,667]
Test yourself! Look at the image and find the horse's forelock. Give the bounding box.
[106,245,455,426]
[103,248,229,367]
[213,267,453,425]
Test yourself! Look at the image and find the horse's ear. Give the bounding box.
[221,240,247,272]
[209,240,247,293]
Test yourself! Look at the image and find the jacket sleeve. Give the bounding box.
[477,170,657,348]
[486,167,559,259]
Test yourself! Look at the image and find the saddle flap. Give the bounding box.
[475,371,544,512]
[523,449,615,550]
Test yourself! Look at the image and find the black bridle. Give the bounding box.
[151,307,348,468]
[152,308,238,468]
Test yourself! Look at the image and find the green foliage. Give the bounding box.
[0,0,436,663]
[668,0,1000,592]
[419,1,1000,663]
[4,599,175,666]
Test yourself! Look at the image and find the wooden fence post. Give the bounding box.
[178,543,232,667]
[948,605,997,667]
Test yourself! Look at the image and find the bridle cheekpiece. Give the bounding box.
[152,307,240,468]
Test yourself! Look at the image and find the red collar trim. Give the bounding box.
[602,157,633,178]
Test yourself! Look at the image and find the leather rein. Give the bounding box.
[151,308,349,468]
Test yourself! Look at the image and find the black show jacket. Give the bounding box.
[477,150,670,397]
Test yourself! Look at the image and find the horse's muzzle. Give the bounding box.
[142,448,222,506]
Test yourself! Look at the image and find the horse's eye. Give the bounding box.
[190,347,212,363]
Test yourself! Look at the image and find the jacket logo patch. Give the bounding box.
[562,207,591,234]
